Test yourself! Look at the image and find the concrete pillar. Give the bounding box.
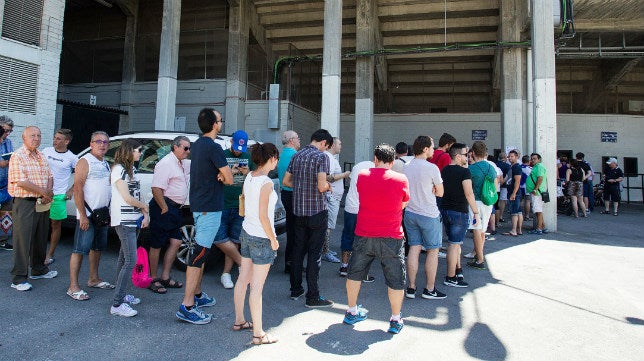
[500,0,524,153]
[120,11,137,132]
[154,0,181,131]
[354,0,374,163]
[320,0,342,137]
[225,0,250,133]
[531,0,558,231]
[526,49,534,154]
[0,0,5,29]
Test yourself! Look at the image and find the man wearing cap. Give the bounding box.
[600,157,623,216]
[215,130,253,289]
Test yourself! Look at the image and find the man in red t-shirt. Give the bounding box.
[343,144,410,334]
[429,133,456,171]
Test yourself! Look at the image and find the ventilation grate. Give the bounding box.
[0,56,38,114]
[2,0,44,46]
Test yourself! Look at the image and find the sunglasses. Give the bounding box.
[183,146,190,151]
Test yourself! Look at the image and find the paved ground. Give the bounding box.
[1,204,643,361]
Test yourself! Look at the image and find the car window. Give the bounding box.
[103,138,174,174]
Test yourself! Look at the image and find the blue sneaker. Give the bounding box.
[176,304,212,325]
[388,319,404,334]
[194,292,216,307]
[343,306,368,325]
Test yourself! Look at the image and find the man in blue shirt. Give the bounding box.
[277,130,300,273]
[176,108,233,325]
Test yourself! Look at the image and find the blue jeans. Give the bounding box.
[113,225,137,305]
[441,210,469,245]
[72,221,108,255]
[340,211,358,252]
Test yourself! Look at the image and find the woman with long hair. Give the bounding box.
[110,139,149,317]
[566,158,588,218]
[233,143,279,345]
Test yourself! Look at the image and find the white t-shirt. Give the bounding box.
[344,161,375,214]
[403,158,443,218]
[241,173,277,238]
[325,151,344,199]
[42,147,77,195]
[487,160,503,192]
[110,164,142,227]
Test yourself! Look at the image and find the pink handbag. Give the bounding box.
[132,247,153,288]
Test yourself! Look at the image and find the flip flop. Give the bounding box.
[252,333,278,345]
[159,277,183,288]
[88,281,115,289]
[502,232,518,237]
[44,258,55,266]
[233,321,253,331]
[67,290,90,301]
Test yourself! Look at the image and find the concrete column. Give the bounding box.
[154,0,181,131]
[0,0,5,29]
[500,0,524,152]
[354,0,374,163]
[526,49,534,154]
[120,11,137,132]
[531,0,558,231]
[320,0,342,137]
[225,0,250,133]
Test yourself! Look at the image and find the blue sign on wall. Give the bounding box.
[472,130,487,140]
[601,132,617,143]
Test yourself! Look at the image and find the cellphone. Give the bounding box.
[472,216,477,225]
[238,160,248,167]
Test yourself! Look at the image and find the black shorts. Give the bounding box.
[603,184,621,202]
[347,236,406,290]
[149,198,183,248]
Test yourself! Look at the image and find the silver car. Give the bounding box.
[66,131,286,270]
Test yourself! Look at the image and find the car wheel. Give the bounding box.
[173,223,221,272]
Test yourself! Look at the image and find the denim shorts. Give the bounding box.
[508,193,522,215]
[214,208,243,244]
[72,221,108,255]
[193,211,222,248]
[441,209,469,245]
[403,210,442,249]
[239,229,277,265]
[340,211,357,251]
[347,236,406,290]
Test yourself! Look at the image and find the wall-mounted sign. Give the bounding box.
[472,130,487,140]
[601,131,617,143]
[89,95,97,105]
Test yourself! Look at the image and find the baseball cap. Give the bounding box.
[606,157,617,164]
[232,130,248,152]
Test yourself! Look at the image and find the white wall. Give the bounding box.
[0,0,65,146]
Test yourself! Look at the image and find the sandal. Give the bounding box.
[600,210,611,214]
[88,281,115,289]
[148,279,167,294]
[67,289,90,301]
[252,333,278,345]
[232,321,253,331]
[160,277,183,288]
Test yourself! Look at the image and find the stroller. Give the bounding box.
[593,181,605,207]
[557,179,573,216]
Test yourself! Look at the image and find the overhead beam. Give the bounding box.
[583,57,643,112]
[574,19,644,32]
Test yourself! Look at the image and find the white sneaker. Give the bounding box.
[220,273,234,289]
[123,294,141,305]
[110,303,138,317]
[463,252,476,259]
[11,282,33,291]
[29,270,58,279]
[438,251,447,259]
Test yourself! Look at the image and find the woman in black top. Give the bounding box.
[566,159,587,217]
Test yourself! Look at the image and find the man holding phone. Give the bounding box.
[215,130,254,289]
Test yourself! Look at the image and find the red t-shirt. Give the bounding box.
[429,149,451,171]
[355,167,410,239]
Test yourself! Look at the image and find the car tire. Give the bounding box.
[173,223,220,272]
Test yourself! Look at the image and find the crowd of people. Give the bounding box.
[1,111,625,341]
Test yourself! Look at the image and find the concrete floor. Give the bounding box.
[1,203,643,361]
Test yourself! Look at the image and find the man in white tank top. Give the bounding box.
[66,131,113,301]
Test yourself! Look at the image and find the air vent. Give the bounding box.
[2,0,44,46]
[0,56,38,114]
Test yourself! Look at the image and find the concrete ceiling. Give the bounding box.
[65,0,644,114]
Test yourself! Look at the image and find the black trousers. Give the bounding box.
[290,210,327,301]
